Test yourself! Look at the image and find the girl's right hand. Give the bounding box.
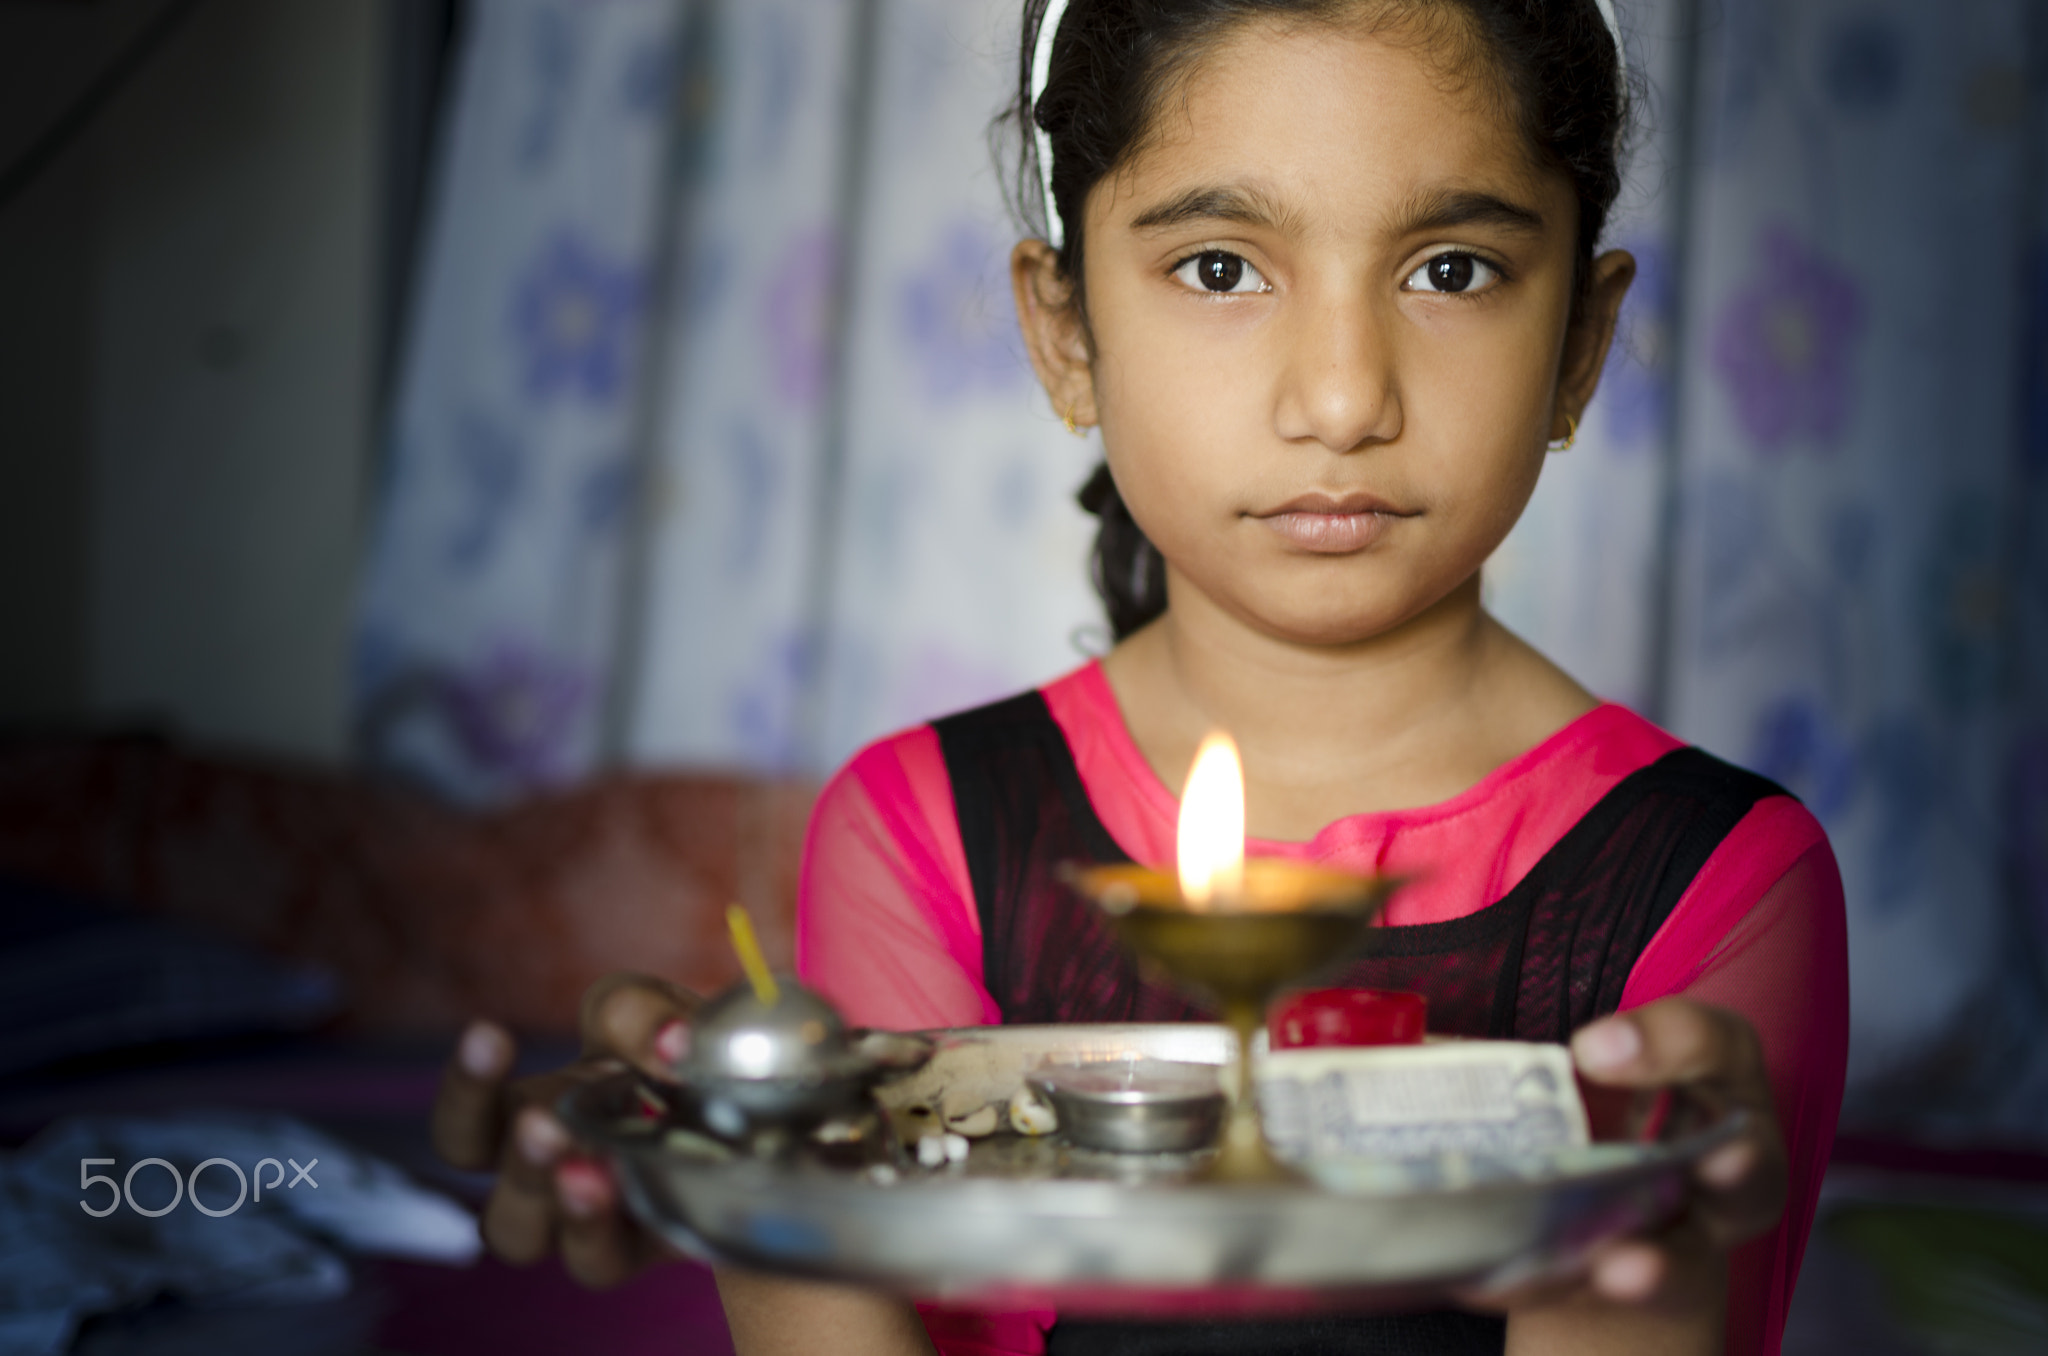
[432,974,939,1354]
[429,972,699,1287]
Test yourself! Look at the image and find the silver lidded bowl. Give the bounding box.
[1029,1057,1227,1154]
[674,978,931,1139]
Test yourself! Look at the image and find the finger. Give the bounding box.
[1692,1120,1790,1245]
[1575,1002,1788,1243]
[432,1020,516,1170]
[1571,999,1764,1090]
[1586,1227,1726,1315]
[580,972,699,1080]
[1587,1239,1665,1304]
[481,1104,574,1265]
[556,1159,659,1288]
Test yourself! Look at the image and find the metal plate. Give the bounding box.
[560,1024,1741,1316]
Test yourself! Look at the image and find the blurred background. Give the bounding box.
[0,0,2043,1352]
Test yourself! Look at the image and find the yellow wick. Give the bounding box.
[726,904,780,1006]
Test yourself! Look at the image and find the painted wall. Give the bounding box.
[0,1,128,730]
[0,0,381,760]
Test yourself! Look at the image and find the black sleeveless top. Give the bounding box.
[932,690,1787,1356]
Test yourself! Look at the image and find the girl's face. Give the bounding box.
[1018,17,1632,647]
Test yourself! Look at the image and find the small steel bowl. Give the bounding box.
[674,980,932,1138]
[1029,1058,1227,1154]
[681,980,852,1083]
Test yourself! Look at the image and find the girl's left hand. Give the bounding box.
[1468,998,1787,1344]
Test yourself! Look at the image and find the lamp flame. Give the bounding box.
[1177,731,1246,908]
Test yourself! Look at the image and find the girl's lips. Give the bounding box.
[1259,510,1398,553]
[1253,493,1417,555]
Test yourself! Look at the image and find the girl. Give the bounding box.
[434,1,1847,1353]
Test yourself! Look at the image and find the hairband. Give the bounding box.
[1030,0,1069,247]
[1593,0,1622,53]
[1031,0,1626,250]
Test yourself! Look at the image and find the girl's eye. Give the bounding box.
[1172,250,1268,295]
[1404,252,1501,295]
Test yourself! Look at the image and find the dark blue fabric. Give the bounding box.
[0,877,340,1077]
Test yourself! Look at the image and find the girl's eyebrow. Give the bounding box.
[1129,184,1295,233]
[1395,186,1546,237]
[1127,183,1546,238]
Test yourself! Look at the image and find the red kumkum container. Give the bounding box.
[1268,987,1427,1049]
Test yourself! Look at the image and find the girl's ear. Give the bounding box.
[1011,240,1098,430]
[1550,249,1636,443]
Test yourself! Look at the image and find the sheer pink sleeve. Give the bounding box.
[1619,798,1849,1356]
[795,726,997,1030]
[794,728,1053,1355]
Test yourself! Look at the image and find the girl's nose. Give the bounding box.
[1271,292,1402,454]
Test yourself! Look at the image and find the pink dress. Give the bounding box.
[797,661,1848,1356]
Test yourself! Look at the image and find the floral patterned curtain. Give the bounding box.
[618,0,861,773]
[355,0,688,801]
[1658,0,2047,1132]
[355,0,2048,1133]
[619,0,1104,775]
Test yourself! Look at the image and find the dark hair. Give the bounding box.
[1003,0,1631,639]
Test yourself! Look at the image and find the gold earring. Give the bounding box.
[1062,402,1083,437]
[1548,412,1578,451]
